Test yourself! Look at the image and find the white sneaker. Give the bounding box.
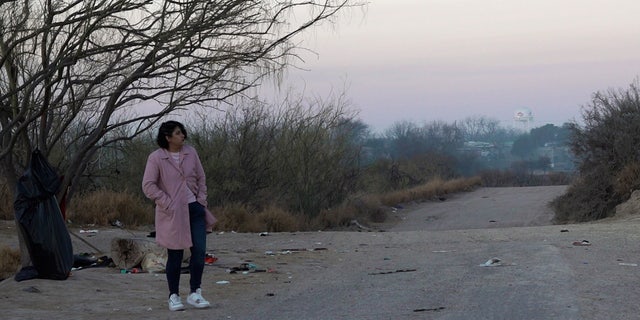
[186,288,211,308]
[168,293,185,311]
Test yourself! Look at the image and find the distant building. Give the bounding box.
[513,108,534,132]
[459,141,499,159]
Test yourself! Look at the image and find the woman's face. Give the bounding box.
[166,126,185,149]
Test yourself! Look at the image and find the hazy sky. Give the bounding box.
[275,0,640,132]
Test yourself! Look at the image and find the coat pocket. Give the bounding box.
[157,197,174,215]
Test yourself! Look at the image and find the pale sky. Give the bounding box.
[276,0,640,132]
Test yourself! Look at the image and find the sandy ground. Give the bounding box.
[1,185,640,319]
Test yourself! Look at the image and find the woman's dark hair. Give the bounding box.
[156,121,187,149]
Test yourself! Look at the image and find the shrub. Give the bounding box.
[480,169,518,187]
[614,162,640,200]
[311,206,357,230]
[68,189,153,227]
[255,205,300,232]
[212,176,483,232]
[555,80,640,221]
[212,204,263,233]
[546,172,575,185]
[349,195,387,223]
[551,174,617,223]
[480,169,574,187]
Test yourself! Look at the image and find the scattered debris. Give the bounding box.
[264,248,328,256]
[23,286,41,293]
[618,263,638,267]
[110,220,124,228]
[368,269,417,275]
[141,253,165,273]
[479,258,502,267]
[560,229,569,232]
[79,229,98,234]
[280,248,327,252]
[414,306,445,312]
[226,263,266,273]
[216,280,230,285]
[572,240,591,246]
[259,232,270,236]
[205,254,218,265]
[73,254,114,270]
[350,219,371,231]
[120,267,142,274]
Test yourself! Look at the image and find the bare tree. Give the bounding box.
[457,116,502,142]
[0,0,360,202]
[384,120,463,160]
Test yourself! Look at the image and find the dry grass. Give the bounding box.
[1,176,483,235]
[379,176,482,206]
[255,205,301,232]
[614,162,640,199]
[310,205,358,230]
[68,189,153,227]
[212,204,264,233]
[213,204,301,233]
[0,245,20,281]
[327,195,387,226]
[350,195,387,223]
[212,177,482,232]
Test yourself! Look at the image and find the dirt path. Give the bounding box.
[1,186,640,319]
[390,185,567,231]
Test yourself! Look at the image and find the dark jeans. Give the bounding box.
[166,201,207,296]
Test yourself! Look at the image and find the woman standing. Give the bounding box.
[142,121,216,311]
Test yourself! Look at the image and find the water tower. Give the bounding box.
[513,108,534,132]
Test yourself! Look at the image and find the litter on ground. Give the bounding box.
[572,240,591,246]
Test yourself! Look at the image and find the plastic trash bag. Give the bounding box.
[14,149,73,280]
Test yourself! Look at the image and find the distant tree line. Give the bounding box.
[67,93,576,219]
[75,76,640,225]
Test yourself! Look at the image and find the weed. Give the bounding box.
[0,245,20,281]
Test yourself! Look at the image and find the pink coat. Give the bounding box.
[142,145,216,249]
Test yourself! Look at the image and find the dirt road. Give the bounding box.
[390,185,566,231]
[1,186,640,319]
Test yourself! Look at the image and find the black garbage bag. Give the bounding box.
[14,149,73,280]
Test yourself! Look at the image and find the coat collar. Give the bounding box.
[158,145,191,159]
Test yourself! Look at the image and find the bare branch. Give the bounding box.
[0,0,363,199]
